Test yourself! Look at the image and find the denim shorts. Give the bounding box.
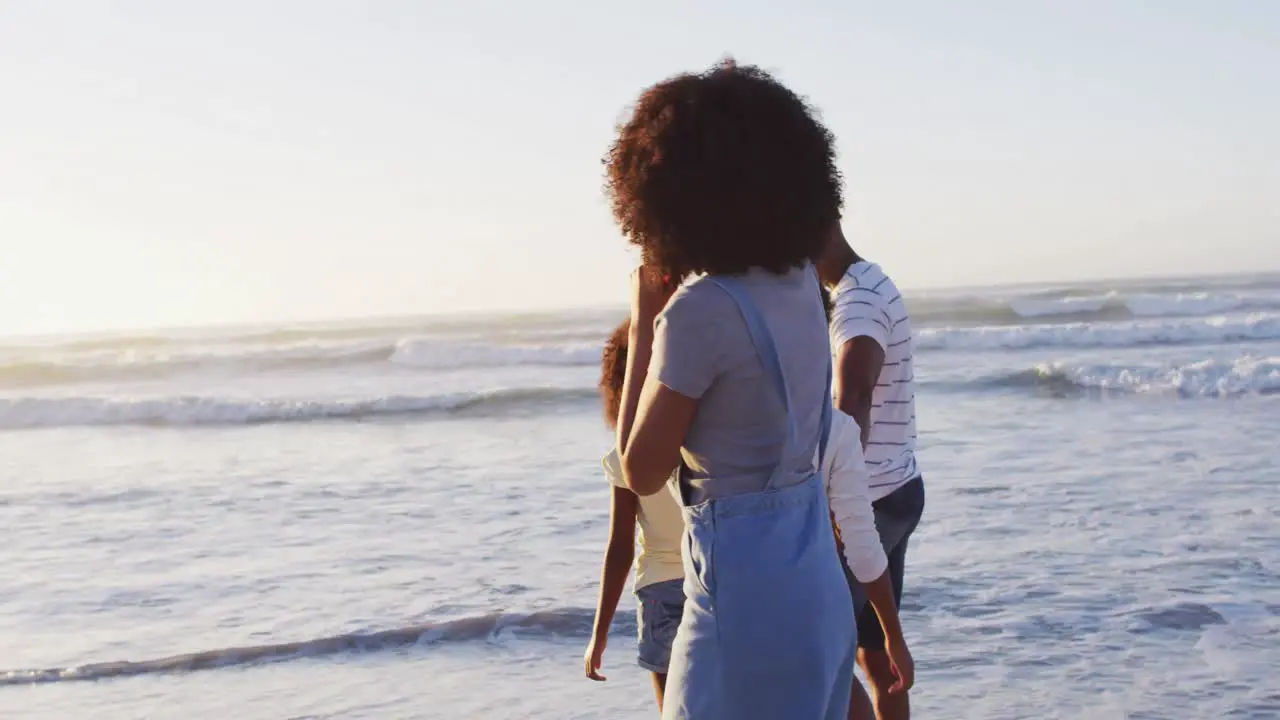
[635,578,685,673]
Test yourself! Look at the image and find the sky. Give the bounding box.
[1,1,1277,337]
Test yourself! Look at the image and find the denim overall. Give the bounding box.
[661,275,857,720]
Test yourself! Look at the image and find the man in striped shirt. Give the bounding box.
[818,224,926,720]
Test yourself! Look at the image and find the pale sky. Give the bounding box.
[1,1,1277,336]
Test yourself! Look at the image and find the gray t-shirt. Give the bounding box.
[652,265,829,504]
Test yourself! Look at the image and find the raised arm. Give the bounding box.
[619,349,698,496]
[616,268,698,496]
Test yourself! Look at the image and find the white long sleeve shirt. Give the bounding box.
[820,409,889,583]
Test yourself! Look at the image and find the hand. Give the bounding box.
[629,266,679,325]
[885,638,915,694]
[584,633,608,681]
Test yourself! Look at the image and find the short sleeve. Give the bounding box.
[601,450,626,489]
[651,282,726,400]
[831,290,891,352]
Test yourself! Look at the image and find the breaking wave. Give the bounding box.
[0,338,603,389]
[909,286,1280,327]
[915,313,1280,352]
[16,356,1266,428]
[0,607,627,686]
[0,386,598,429]
[3,277,1279,390]
[388,338,601,369]
[6,313,1279,391]
[978,356,1280,397]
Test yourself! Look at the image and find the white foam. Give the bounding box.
[0,340,391,385]
[0,338,604,388]
[1008,292,1249,319]
[1008,295,1111,318]
[0,387,593,429]
[917,312,1280,351]
[389,338,601,370]
[1195,600,1278,681]
[1035,355,1280,396]
[910,285,1280,328]
[1124,293,1245,317]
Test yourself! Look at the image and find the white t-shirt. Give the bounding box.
[830,261,920,501]
[821,409,889,583]
[601,451,685,590]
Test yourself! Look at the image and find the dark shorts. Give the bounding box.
[845,475,925,651]
[635,578,685,673]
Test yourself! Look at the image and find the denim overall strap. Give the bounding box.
[708,275,834,489]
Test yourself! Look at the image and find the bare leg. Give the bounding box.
[848,674,876,720]
[858,648,909,720]
[651,672,667,713]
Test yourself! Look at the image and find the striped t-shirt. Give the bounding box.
[829,261,919,501]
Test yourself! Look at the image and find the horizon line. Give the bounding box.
[4,267,1277,344]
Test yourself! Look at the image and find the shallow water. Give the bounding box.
[2,275,1278,718]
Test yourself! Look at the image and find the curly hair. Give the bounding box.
[604,59,843,277]
[599,319,630,429]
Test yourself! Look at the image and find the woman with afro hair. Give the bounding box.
[609,59,860,719]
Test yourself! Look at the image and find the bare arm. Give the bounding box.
[860,570,914,693]
[585,487,638,681]
[614,318,652,462]
[833,336,885,448]
[592,487,638,639]
[616,270,697,496]
[620,368,698,496]
[861,571,905,657]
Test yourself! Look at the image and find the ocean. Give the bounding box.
[1,272,1278,719]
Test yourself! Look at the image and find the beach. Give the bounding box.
[1,272,1278,719]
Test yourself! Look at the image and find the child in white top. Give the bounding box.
[586,321,686,711]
